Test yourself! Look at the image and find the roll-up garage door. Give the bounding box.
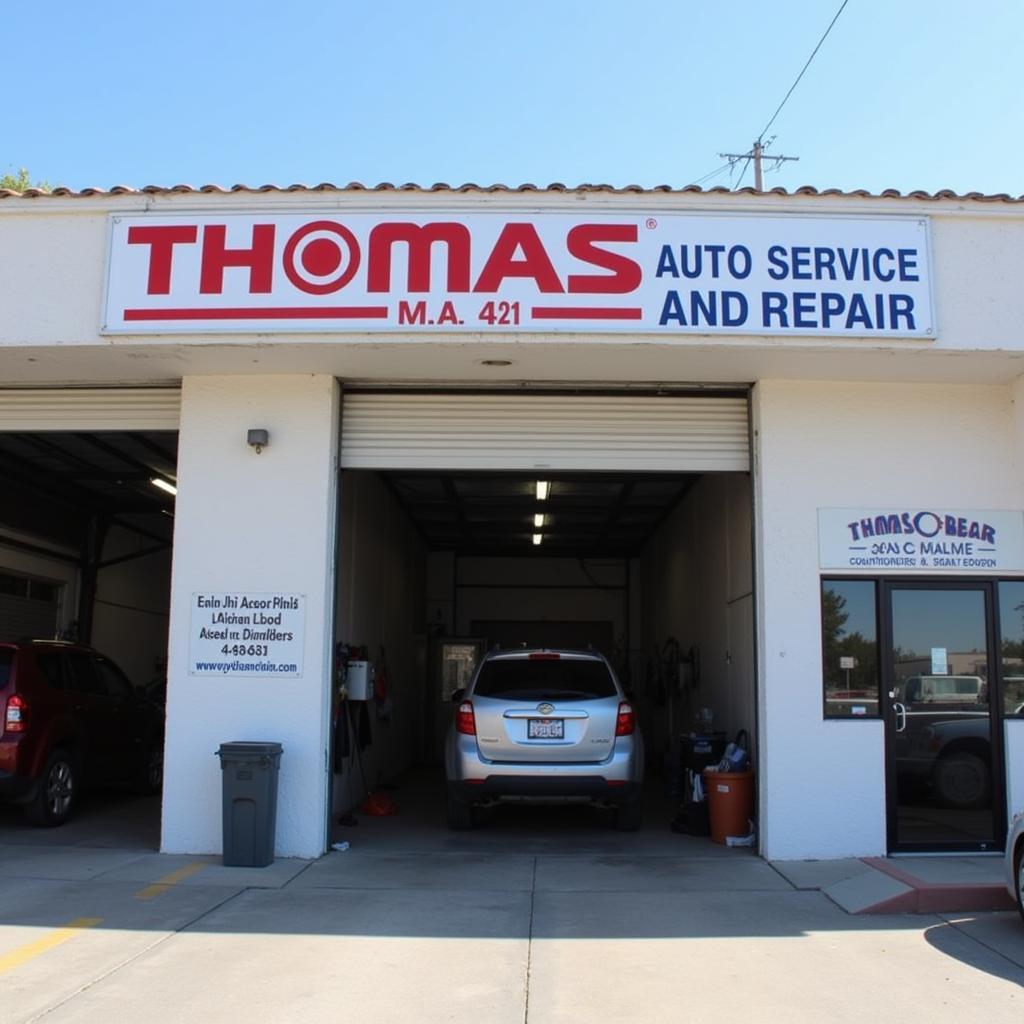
[340,392,749,472]
[0,388,181,431]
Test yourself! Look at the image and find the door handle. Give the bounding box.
[893,701,907,733]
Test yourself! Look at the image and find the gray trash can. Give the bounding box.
[215,741,283,867]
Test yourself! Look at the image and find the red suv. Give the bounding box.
[0,641,164,826]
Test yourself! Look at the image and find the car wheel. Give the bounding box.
[932,751,990,808]
[614,799,643,832]
[1015,841,1024,925]
[24,750,77,827]
[135,743,164,795]
[446,785,474,831]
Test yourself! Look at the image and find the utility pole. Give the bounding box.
[719,139,799,191]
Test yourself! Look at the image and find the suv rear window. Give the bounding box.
[0,649,12,688]
[473,658,617,701]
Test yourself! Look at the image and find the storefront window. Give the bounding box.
[997,581,1024,717]
[821,579,880,718]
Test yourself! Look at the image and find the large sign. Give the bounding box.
[103,212,934,337]
[818,509,1024,572]
[188,592,305,677]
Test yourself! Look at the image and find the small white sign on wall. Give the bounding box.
[819,508,1024,572]
[189,592,305,677]
[930,647,948,675]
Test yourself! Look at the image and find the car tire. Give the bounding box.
[24,750,77,827]
[932,751,990,808]
[135,743,164,795]
[614,799,643,832]
[1015,841,1024,925]
[446,785,474,831]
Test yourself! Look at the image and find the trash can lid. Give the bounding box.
[216,741,283,759]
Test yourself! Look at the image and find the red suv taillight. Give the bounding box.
[615,701,635,736]
[456,701,476,735]
[5,694,28,733]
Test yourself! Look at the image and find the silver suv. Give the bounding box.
[444,647,644,830]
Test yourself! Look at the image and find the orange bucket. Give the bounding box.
[704,770,754,844]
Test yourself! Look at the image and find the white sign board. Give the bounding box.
[103,212,934,338]
[931,648,948,675]
[189,592,304,677]
[819,509,1024,572]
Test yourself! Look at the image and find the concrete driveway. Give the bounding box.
[0,776,1021,1022]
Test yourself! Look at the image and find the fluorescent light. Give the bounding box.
[151,478,177,496]
[532,533,543,546]
[536,480,549,501]
[533,513,545,528]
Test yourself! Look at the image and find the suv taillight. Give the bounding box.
[456,701,476,735]
[5,694,28,733]
[615,701,635,736]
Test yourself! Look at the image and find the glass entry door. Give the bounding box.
[884,583,1001,852]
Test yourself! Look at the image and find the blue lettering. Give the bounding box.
[889,294,915,330]
[913,511,942,538]
[791,246,812,280]
[655,245,679,278]
[821,292,845,328]
[691,291,717,326]
[846,293,872,330]
[793,292,817,328]
[767,245,788,280]
[814,248,837,279]
[872,247,896,282]
[727,245,752,279]
[659,291,687,325]
[837,248,859,280]
[705,245,725,278]
[762,292,788,327]
[722,291,748,326]
[898,248,919,281]
[680,246,702,279]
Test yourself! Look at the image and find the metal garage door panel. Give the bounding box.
[0,594,59,641]
[0,389,181,431]
[340,393,749,472]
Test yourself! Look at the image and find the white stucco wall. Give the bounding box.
[161,374,339,859]
[754,379,1024,860]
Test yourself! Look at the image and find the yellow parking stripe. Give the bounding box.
[0,918,103,976]
[134,862,207,900]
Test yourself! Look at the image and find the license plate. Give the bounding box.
[528,718,564,739]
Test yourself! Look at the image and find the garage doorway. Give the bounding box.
[331,388,757,835]
[0,388,179,845]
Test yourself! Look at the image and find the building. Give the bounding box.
[1,181,1022,861]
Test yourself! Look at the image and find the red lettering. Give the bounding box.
[127,225,198,294]
[398,300,427,324]
[368,223,471,293]
[436,301,459,324]
[200,224,275,294]
[473,224,564,294]
[566,224,641,294]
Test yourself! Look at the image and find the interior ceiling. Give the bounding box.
[380,471,697,557]
[0,431,178,547]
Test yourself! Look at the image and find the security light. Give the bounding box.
[534,513,545,528]
[532,533,543,546]
[247,428,270,453]
[536,480,550,501]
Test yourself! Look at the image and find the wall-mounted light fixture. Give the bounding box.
[247,428,270,454]
[533,513,545,528]
[532,533,543,546]
[536,480,549,501]
[150,477,177,496]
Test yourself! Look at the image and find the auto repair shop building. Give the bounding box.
[1,181,1022,862]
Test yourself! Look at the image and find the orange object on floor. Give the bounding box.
[360,792,397,816]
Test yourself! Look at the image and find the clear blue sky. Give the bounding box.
[3,1,1021,195]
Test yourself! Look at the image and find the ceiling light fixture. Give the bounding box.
[532,533,543,546]
[536,480,550,501]
[534,513,545,529]
[151,478,177,496]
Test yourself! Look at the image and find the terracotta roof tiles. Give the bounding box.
[0,182,1021,203]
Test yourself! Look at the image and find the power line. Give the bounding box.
[716,0,851,190]
[758,0,851,142]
